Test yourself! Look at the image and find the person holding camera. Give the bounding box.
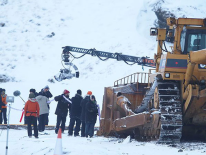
[36,94,49,132]
[38,85,53,125]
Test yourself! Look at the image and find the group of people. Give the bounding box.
[23,86,98,138]
[24,85,53,138]
[54,89,98,138]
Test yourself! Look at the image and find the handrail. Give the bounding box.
[114,72,151,87]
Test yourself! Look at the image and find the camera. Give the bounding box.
[54,68,79,82]
[54,51,79,82]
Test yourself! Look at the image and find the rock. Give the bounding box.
[0,74,15,83]
[48,78,55,83]
[178,149,183,152]
[0,22,5,27]
[47,32,55,38]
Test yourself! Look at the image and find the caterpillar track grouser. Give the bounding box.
[59,17,206,143]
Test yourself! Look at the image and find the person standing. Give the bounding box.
[36,94,49,132]
[85,95,98,138]
[39,85,53,125]
[24,93,40,138]
[54,89,72,134]
[80,91,92,137]
[23,89,39,125]
[68,89,83,136]
[0,89,7,124]
[0,88,2,121]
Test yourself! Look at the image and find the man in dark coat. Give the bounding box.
[68,89,83,136]
[80,91,92,137]
[0,88,3,124]
[85,95,98,138]
[54,89,72,134]
[38,85,53,125]
[0,89,7,124]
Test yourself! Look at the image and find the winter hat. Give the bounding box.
[90,95,95,100]
[1,89,5,94]
[87,91,92,95]
[30,88,36,94]
[44,85,49,89]
[63,89,70,94]
[77,89,82,95]
[29,93,35,99]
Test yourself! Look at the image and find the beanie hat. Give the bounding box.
[63,89,70,94]
[87,91,92,95]
[29,93,35,99]
[44,85,49,89]
[30,89,36,94]
[90,95,95,100]
[77,89,82,95]
[1,89,5,94]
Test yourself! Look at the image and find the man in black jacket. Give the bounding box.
[85,95,98,138]
[80,91,92,137]
[54,89,71,134]
[68,89,83,136]
[38,85,53,125]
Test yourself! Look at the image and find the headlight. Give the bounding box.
[165,73,170,78]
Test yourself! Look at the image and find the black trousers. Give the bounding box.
[45,114,49,125]
[38,113,48,132]
[81,121,85,137]
[0,108,7,124]
[55,115,66,133]
[68,117,81,136]
[27,116,38,137]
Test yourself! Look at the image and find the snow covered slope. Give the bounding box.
[0,0,206,125]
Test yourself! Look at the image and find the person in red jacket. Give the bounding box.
[0,89,7,124]
[24,93,40,138]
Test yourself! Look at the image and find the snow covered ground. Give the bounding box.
[1,0,206,154]
[0,129,206,155]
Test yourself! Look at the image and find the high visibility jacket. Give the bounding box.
[1,95,7,108]
[24,99,40,117]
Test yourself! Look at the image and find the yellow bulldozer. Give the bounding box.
[59,17,206,143]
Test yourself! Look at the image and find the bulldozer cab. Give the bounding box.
[181,27,206,54]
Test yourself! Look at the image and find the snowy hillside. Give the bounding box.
[0,0,206,126]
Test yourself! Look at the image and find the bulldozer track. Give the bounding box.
[138,79,182,143]
[156,80,182,143]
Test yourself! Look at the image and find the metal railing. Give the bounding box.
[114,72,151,87]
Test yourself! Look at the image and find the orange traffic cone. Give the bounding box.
[54,128,63,155]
